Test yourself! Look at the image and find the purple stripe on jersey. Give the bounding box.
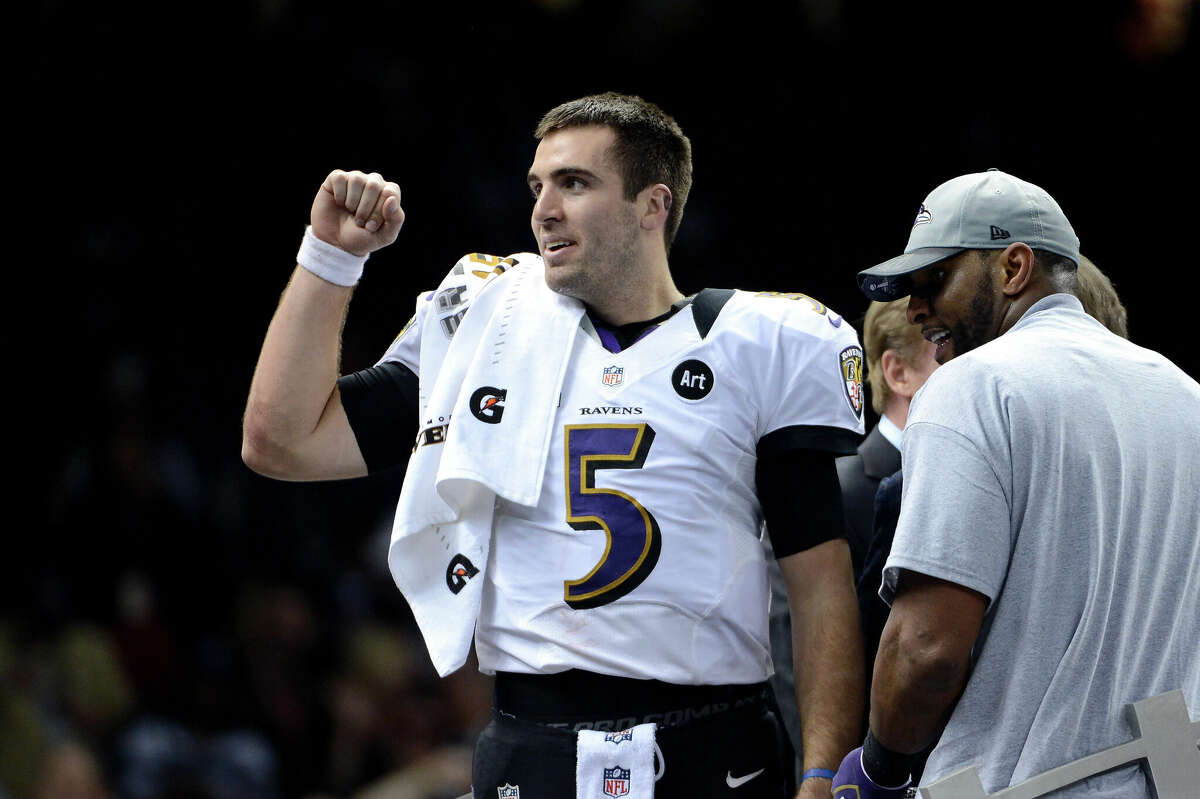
[595,324,623,353]
[592,318,663,354]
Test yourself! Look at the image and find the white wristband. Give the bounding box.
[296,225,369,286]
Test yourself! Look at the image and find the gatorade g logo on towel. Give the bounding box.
[469,386,507,424]
[446,554,480,594]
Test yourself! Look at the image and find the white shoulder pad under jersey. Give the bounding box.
[713,290,865,453]
[376,252,541,374]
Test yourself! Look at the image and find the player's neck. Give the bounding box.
[588,286,684,326]
[588,252,683,326]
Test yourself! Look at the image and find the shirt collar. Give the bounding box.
[1010,292,1085,333]
[877,413,904,450]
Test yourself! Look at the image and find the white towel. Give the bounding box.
[576,723,658,799]
[388,255,584,676]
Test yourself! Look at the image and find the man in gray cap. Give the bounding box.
[830,170,1200,798]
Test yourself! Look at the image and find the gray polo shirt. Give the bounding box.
[882,293,1200,796]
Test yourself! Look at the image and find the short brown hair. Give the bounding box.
[863,299,929,415]
[1076,255,1128,338]
[535,92,693,253]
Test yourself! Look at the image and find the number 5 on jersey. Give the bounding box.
[563,424,662,609]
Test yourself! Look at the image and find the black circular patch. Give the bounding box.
[671,359,715,401]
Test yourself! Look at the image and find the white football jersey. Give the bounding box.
[380,254,864,684]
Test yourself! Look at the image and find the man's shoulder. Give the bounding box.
[440,251,541,287]
[724,288,848,326]
[430,251,542,310]
[909,357,996,425]
[918,320,1085,406]
[709,289,860,351]
[835,450,872,499]
[917,339,1017,398]
[908,345,1028,442]
[701,289,865,445]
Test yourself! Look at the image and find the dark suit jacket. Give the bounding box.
[835,424,901,579]
[858,469,903,671]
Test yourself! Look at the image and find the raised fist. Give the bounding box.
[311,170,405,256]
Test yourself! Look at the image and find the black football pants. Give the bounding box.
[472,700,789,798]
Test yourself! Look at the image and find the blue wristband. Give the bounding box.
[802,768,837,781]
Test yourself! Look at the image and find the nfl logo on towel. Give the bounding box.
[604,729,633,744]
[602,365,624,387]
[497,784,519,799]
[603,766,631,797]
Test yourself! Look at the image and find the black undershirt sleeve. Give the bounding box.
[757,447,847,559]
[337,361,420,473]
[757,424,860,459]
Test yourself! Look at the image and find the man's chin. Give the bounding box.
[543,263,586,299]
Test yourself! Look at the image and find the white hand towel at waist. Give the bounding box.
[388,255,583,676]
[577,723,658,799]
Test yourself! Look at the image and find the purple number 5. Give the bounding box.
[562,423,662,609]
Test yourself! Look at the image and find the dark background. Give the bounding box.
[16,1,1198,797]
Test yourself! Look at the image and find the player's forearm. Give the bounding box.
[786,543,865,779]
[868,614,967,754]
[793,589,864,768]
[242,266,355,476]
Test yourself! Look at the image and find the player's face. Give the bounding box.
[527,125,641,303]
[906,251,1002,363]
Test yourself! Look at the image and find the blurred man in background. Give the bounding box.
[838,300,939,574]
[1076,255,1128,338]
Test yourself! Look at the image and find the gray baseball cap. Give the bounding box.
[858,169,1081,301]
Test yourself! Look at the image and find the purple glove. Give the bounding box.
[832,746,911,799]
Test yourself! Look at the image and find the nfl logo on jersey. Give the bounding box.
[602,365,624,387]
[497,784,520,799]
[603,766,631,797]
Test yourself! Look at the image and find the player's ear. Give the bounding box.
[640,184,672,232]
[1000,243,1035,297]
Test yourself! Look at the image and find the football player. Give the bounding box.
[243,93,865,798]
